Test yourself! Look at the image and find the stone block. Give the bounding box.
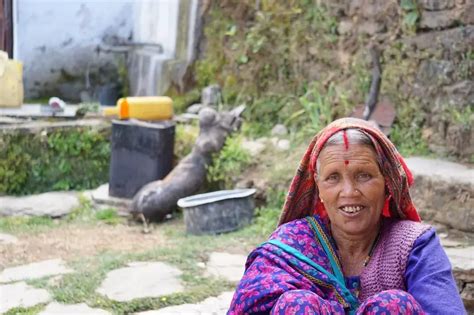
[406,157,473,232]
[420,0,455,10]
[419,10,459,30]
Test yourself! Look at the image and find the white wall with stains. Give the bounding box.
[13,0,134,100]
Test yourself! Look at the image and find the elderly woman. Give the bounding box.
[228,118,465,314]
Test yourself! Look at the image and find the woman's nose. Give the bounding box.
[340,179,358,196]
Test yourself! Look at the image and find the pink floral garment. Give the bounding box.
[228,216,425,315]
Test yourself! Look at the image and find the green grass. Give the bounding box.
[0,216,56,234]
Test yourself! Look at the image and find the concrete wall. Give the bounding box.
[128,0,199,96]
[13,0,133,101]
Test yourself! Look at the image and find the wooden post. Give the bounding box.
[0,0,5,52]
[0,0,13,56]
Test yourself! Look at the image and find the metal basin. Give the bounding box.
[177,189,256,235]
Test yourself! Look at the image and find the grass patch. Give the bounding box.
[0,216,55,234]
[95,208,121,225]
[4,304,45,315]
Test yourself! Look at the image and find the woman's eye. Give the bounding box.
[357,173,372,181]
[326,174,339,182]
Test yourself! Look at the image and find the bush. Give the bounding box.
[206,135,251,189]
[0,125,110,195]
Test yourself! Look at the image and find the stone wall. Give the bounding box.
[334,0,473,160]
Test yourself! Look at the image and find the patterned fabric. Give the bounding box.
[279,117,420,226]
[360,219,431,300]
[228,216,427,315]
[271,289,424,315]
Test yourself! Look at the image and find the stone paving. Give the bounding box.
[96,262,184,302]
[0,250,243,314]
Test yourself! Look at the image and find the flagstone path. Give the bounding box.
[0,251,244,314]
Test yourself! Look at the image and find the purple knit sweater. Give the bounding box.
[359,219,431,301]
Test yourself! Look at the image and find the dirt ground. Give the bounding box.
[0,222,168,269]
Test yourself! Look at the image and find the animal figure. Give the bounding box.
[131,105,245,221]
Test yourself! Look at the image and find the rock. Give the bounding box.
[186,103,204,114]
[90,183,131,213]
[445,246,474,280]
[416,59,455,87]
[419,10,458,30]
[338,20,353,35]
[403,25,474,53]
[406,157,473,232]
[201,85,221,107]
[271,124,288,136]
[206,252,247,282]
[0,192,79,217]
[0,259,73,283]
[39,302,111,315]
[277,139,291,151]
[440,81,474,109]
[96,261,183,302]
[420,0,455,10]
[441,238,464,248]
[0,282,51,313]
[241,138,267,157]
[0,232,18,244]
[460,2,474,24]
[135,291,234,315]
[196,262,206,269]
[357,21,385,35]
[461,283,474,312]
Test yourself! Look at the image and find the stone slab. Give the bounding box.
[206,252,246,283]
[0,281,51,313]
[135,291,234,315]
[90,183,132,211]
[445,246,474,273]
[0,192,80,217]
[0,258,73,283]
[0,103,78,117]
[406,157,473,232]
[96,261,183,302]
[0,232,18,244]
[39,302,111,315]
[405,157,474,185]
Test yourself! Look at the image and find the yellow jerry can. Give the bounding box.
[103,96,173,120]
[0,51,24,108]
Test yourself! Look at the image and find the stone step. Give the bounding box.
[405,157,473,232]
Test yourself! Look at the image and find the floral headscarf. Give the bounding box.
[278,117,420,226]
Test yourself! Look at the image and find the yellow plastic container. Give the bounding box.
[0,51,24,107]
[103,96,173,120]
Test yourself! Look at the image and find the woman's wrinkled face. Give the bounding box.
[316,144,385,236]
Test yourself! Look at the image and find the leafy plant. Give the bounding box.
[0,126,110,195]
[401,0,420,32]
[174,124,198,162]
[389,100,430,157]
[251,188,287,237]
[207,135,251,189]
[285,83,335,137]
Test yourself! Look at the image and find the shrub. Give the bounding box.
[0,125,110,195]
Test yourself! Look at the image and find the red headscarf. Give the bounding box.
[278,117,420,226]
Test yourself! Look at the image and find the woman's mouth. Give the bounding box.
[339,205,364,214]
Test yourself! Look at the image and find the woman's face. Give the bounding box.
[316,143,385,236]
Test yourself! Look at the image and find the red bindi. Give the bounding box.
[344,160,349,166]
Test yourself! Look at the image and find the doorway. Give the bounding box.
[0,0,13,57]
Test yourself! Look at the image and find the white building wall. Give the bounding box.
[13,0,134,100]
